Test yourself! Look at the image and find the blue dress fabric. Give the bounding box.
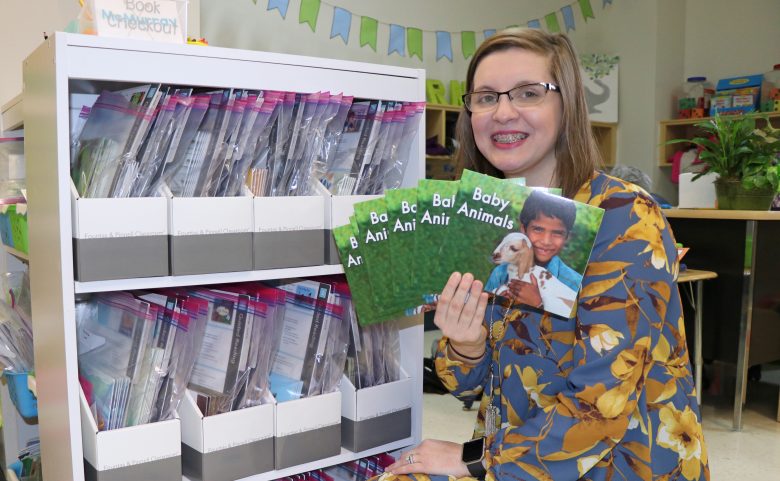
[388,172,710,481]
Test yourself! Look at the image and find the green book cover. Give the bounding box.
[442,169,604,318]
[413,179,460,299]
[353,197,406,314]
[332,223,403,325]
[384,187,421,309]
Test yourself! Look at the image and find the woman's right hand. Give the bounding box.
[433,272,490,360]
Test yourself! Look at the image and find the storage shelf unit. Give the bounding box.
[24,33,425,481]
[0,93,23,131]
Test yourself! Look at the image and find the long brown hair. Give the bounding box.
[453,28,601,198]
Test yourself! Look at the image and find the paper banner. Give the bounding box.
[299,0,320,31]
[461,31,476,59]
[483,29,496,39]
[408,28,422,60]
[389,24,405,56]
[561,5,575,31]
[527,19,541,29]
[544,12,561,33]
[267,0,289,19]
[579,0,595,20]
[436,31,453,62]
[330,7,351,44]
[360,16,378,51]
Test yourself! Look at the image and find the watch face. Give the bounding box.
[462,437,485,463]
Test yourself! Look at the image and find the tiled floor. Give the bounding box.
[421,331,780,480]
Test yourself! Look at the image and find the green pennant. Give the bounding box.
[461,31,476,59]
[545,12,561,33]
[408,27,423,60]
[579,0,595,20]
[299,0,320,32]
[360,16,378,51]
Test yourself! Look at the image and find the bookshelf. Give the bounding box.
[24,33,425,481]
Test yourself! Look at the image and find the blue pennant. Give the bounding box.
[267,0,290,19]
[561,5,575,31]
[603,0,613,6]
[483,29,497,39]
[388,24,406,56]
[436,31,453,62]
[330,7,351,44]
[527,19,541,29]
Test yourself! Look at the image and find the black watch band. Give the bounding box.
[462,437,487,479]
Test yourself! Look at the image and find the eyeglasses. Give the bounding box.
[462,82,560,113]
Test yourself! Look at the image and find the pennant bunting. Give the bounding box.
[579,0,595,20]
[436,31,453,62]
[360,16,378,51]
[330,7,351,44]
[299,0,320,32]
[461,31,476,59]
[544,12,561,32]
[407,28,423,60]
[257,0,615,63]
[561,5,576,31]
[267,0,289,19]
[389,24,405,56]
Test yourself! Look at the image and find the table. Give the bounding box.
[677,269,718,407]
[665,209,780,431]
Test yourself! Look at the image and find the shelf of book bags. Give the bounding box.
[24,33,425,481]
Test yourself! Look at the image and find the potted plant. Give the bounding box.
[668,114,780,210]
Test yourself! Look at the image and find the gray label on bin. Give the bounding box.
[170,233,253,275]
[84,456,181,481]
[181,438,274,481]
[275,424,341,469]
[341,408,412,452]
[253,229,327,269]
[73,236,169,281]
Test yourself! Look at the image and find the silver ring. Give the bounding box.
[406,454,415,465]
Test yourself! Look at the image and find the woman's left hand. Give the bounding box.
[387,439,471,477]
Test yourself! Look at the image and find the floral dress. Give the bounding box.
[410,171,709,481]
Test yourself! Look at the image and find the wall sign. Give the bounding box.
[93,0,187,43]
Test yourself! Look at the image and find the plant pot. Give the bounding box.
[714,179,776,210]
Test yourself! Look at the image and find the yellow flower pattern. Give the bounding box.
[379,172,709,481]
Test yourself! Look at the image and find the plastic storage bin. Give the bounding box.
[4,371,38,419]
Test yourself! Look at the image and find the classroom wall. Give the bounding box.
[1,0,777,201]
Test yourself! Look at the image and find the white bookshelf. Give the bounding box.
[24,33,425,481]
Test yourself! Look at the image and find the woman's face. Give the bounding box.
[470,48,563,185]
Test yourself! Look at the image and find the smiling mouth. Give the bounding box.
[492,132,529,143]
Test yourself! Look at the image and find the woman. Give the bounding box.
[385,28,709,481]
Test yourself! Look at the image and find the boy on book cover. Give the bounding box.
[485,189,586,316]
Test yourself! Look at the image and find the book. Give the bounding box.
[440,170,604,318]
[413,179,460,300]
[384,187,421,309]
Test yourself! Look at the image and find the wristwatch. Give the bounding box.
[461,437,487,479]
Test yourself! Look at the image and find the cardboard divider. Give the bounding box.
[253,195,327,270]
[340,371,413,453]
[274,391,341,470]
[326,194,382,264]
[79,389,181,481]
[168,196,254,275]
[71,183,169,281]
[179,391,275,481]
